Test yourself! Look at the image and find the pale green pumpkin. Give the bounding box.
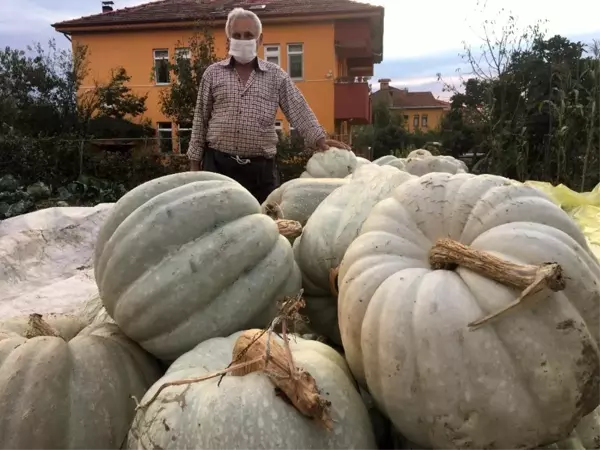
[94,172,301,360]
[0,316,162,449]
[128,330,377,449]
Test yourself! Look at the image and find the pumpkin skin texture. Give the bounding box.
[294,164,415,296]
[404,153,468,176]
[356,156,372,167]
[372,155,397,165]
[0,321,162,449]
[261,177,348,225]
[304,147,357,178]
[337,172,600,449]
[94,172,302,360]
[303,295,342,345]
[127,331,377,449]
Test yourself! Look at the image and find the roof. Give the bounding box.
[52,0,383,28]
[372,86,450,109]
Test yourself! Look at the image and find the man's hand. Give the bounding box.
[315,138,352,152]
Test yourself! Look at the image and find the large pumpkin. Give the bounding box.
[94,172,302,360]
[261,177,347,225]
[337,172,600,449]
[294,164,415,296]
[0,315,162,449]
[301,147,357,178]
[128,330,377,449]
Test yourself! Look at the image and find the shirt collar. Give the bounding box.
[219,56,268,72]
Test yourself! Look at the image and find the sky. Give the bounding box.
[1,0,599,99]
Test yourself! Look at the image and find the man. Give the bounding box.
[187,7,350,203]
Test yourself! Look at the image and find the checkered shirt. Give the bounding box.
[187,57,326,161]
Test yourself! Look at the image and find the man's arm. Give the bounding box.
[187,67,214,170]
[278,73,327,149]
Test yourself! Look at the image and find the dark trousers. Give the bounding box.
[203,147,280,204]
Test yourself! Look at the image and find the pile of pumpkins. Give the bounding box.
[1,148,598,449]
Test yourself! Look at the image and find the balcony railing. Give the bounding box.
[334,78,371,125]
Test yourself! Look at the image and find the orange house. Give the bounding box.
[371,78,450,133]
[52,0,384,153]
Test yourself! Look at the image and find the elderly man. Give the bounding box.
[187,7,349,202]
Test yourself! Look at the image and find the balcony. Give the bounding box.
[334,20,372,59]
[334,77,371,125]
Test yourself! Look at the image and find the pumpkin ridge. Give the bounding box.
[138,236,297,358]
[110,214,280,337]
[94,171,233,273]
[96,181,256,290]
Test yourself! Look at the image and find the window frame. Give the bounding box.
[421,114,429,128]
[153,49,170,85]
[177,122,192,154]
[287,43,304,80]
[413,114,419,128]
[157,121,173,153]
[264,44,280,66]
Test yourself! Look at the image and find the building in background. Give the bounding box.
[371,78,450,133]
[52,0,384,153]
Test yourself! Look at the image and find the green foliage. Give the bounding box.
[439,7,600,190]
[276,132,310,182]
[0,39,85,136]
[156,27,219,125]
[92,67,148,119]
[352,100,442,158]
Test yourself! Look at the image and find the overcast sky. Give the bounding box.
[1,0,599,99]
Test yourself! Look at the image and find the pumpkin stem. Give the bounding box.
[329,266,340,297]
[276,219,302,238]
[25,313,63,339]
[429,238,566,330]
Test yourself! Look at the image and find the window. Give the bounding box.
[157,122,172,153]
[175,47,191,60]
[178,122,192,154]
[287,44,304,80]
[264,45,280,65]
[153,49,170,84]
[403,115,409,123]
[413,115,419,128]
[421,114,428,128]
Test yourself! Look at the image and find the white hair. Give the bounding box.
[225,7,262,38]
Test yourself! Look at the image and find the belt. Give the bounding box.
[210,148,273,165]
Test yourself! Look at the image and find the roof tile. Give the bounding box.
[52,0,382,28]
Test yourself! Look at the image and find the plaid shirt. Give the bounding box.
[187,57,326,161]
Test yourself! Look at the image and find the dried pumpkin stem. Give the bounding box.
[429,238,566,330]
[25,313,63,339]
[329,266,339,297]
[135,292,333,430]
[276,219,302,238]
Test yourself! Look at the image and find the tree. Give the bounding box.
[0,39,149,138]
[157,26,219,125]
[438,4,600,189]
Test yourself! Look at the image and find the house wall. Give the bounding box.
[71,22,339,142]
[394,108,447,133]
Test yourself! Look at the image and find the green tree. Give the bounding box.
[157,26,219,125]
[439,5,600,189]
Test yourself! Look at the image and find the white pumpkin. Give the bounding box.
[406,149,432,159]
[94,172,302,360]
[372,155,397,165]
[356,156,372,167]
[294,164,415,297]
[545,406,599,449]
[405,153,467,176]
[128,330,377,449]
[338,172,600,449]
[384,158,407,170]
[304,147,357,178]
[0,316,162,449]
[261,178,347,225]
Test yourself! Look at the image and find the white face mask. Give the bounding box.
[229,38,257,64]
